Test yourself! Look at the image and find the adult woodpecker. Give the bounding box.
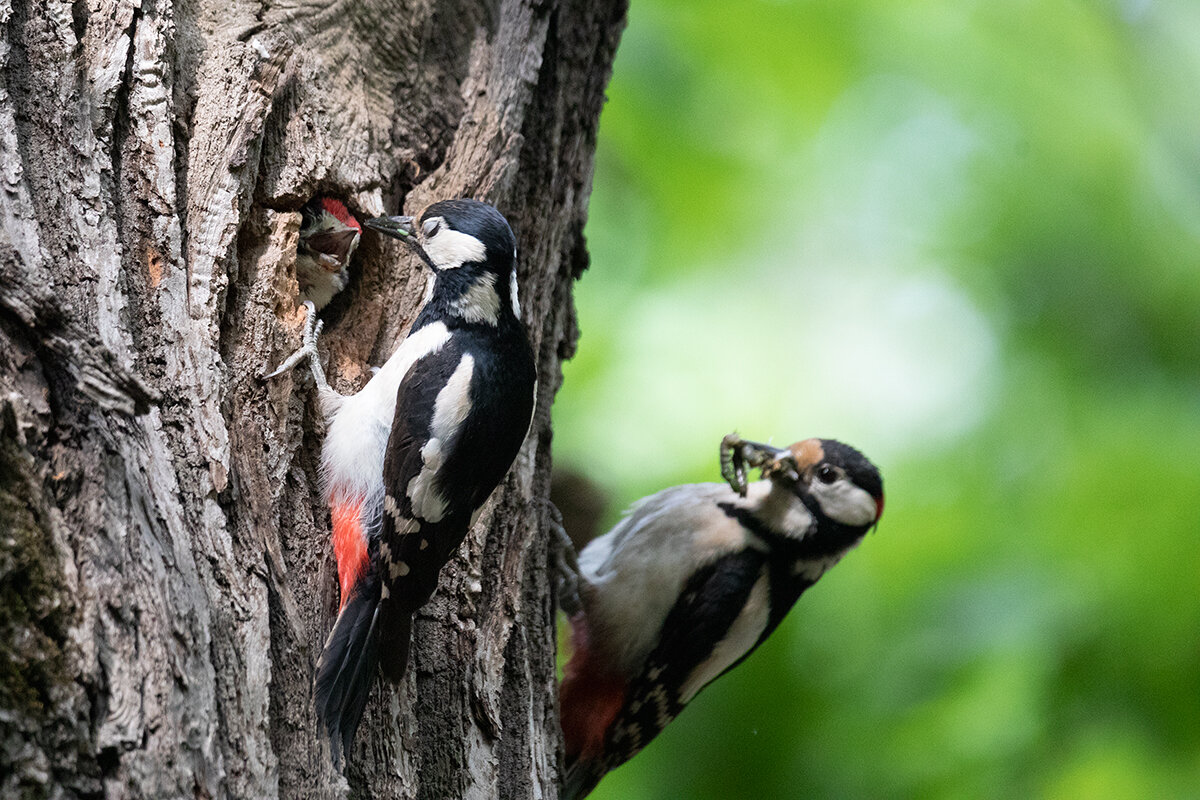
[559,434,884,799]
[268,199,537,761]
[296,197,362,310]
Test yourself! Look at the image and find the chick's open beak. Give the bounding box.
[364,215,414,240]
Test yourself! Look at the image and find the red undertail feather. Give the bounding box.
[331,498,368,609]
[560,613,627,762]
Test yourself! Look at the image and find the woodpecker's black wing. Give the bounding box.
[375,323,536,680]
[563,548,769,798]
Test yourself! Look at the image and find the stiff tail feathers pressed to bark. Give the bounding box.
[561,758,606,800]
[377,596,413,683]
[314,568,382,764]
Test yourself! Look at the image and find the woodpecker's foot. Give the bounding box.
[263,301,326,383]
[546,501,583,616]
[720,433,790,497]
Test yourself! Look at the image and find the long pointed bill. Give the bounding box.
[364,215,414,240]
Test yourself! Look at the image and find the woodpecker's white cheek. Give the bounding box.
[407,353,475,523]
[423,229,487,269]
[450,272,501,325]
[810,480,878,527]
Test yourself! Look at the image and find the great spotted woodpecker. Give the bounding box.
[559,434,884,799]
[268,199,537,761]
[296,197,362,310]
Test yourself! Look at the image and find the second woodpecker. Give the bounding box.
[270,199,536,761]
[559,434,884,799]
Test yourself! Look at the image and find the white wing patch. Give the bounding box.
[406,353,475,522]
[450,272,501,325]
[679,568,770,703]
[423,228,487,270]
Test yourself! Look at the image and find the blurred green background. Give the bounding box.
[551,0,1200,797]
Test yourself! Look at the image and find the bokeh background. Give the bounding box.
[551,1,1200,797]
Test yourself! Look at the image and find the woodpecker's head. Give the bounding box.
[298,197,361,273]
[365,199,522,323]
[784,438,884,529]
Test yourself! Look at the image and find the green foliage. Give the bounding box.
[554,1,1200,797]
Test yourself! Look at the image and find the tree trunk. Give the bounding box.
[0,0,624,796]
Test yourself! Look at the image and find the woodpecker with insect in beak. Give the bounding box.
[559,434,884,799]
[296,197,362,310]
[267,199,536,762]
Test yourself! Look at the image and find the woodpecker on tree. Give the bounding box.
[558,434,884,799]
[296,197,362,310]
[267,199,537,762]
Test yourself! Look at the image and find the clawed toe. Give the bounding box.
[264,301,325,381]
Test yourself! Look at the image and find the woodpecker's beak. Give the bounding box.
[364,215,414,240]
[304,228,361,271]
[720,434,793,496]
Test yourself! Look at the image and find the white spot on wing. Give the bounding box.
[679,568,770,703]
[407,353,476,522]
[383,494,405,528]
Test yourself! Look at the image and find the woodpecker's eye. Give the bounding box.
[816,464,839,484]
[422,218,441,237]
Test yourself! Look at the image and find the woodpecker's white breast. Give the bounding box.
[321,321,451,521]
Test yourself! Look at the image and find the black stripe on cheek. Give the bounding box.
[717,500,866,560]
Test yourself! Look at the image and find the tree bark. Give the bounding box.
[0,0,624,797]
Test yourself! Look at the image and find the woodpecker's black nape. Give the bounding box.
[818,438,884,500]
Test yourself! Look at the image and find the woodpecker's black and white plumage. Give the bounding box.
[559,435,884,799]
[268,199,536,762]
[296,197,361,310]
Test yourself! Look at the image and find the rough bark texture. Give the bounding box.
[0,0,625,797]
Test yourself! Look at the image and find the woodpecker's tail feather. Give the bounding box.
[561,758,606,800]
[376,602,413,683]
[315,569,381,764]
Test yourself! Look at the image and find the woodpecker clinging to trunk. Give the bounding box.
[296,197,362,310]
[559,434,884,799]
[267,199,537,762]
